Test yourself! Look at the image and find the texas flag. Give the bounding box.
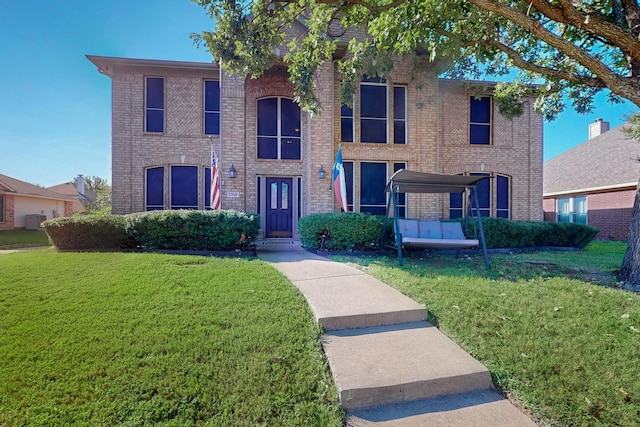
[333,145,349,212]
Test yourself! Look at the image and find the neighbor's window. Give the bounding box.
[204,80,220,135]
[257,97,301,160]
[341,103,354,142]
[145,77,164,132]
[470,96,491,145]
[360,78,387,143]
[360,162,387,215]
[145,167,164,210]
[393,86,407,144]
[557,195,587,224]
[170,166,199,209]
[0,195,4,222]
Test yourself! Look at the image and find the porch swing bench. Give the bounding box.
[380,170,490,269]
[396,219,479,250]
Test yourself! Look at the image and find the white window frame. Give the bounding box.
[556,195,587,224]
[257,96,302,160]
[393,85,407,144]
[144,76,165,133]
[360,79,389,143]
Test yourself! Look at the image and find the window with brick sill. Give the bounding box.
[257,97,301,160]
[470,96,491,145]
[145,165,213,211]
[204,80,220,135]
[145,77,164,133]
[450,173,510,219]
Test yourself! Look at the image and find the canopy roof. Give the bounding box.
[385,170,485,194]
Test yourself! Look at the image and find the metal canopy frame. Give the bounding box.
[379,170,490,269]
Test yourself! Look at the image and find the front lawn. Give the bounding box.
[0,251,343,426]
[0,230,49,249]
[333,242,640,426]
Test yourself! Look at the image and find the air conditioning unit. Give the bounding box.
[25,214,46,230]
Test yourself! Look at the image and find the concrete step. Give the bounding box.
[347,390,537,426]
[258,248,427,330]
[322,322,493,410]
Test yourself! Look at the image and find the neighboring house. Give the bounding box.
[87,35,543,239]
[48,176,98,214]
[0,173,75,230]
[543,119,640,241]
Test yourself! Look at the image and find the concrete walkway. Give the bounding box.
[256,241,537,426]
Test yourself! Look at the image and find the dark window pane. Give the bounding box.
[360,162,386,209]
[146,167,164,210]
[341,118,353,142]
[281,137,301,160]
[146,110,163,132]
[471,174,490,216]
[470,124,490,144]
[497,210,509,218]
[343,161,354,208]
[204,167,211,209]
[257,98,278,136]
[450,192,462,209]
[470,96,490,123]
[394,87,406,119]
[394,120,406,144]
[450,209,463,219]
[204,80,220,111]
[361,119,387,143]
[497,175,509,209]
[171,166,198,209]
[393,162,406,213]
[341,104,353,117]
[361,206,386,216]
[146,77,164,109]
[281,98,301,137]
[361,85,387,118]
[258,137,278,159]
[205,112,220,135]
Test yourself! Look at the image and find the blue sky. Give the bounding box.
[1,1,637,187]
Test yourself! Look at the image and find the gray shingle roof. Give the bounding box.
[543,124,640,195]
[0,173,75,201]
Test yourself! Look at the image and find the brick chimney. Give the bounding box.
[588,118,610,139]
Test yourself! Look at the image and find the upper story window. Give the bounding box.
[470,96,491,145]
[557,195,587,224]
[341,103,354,142]
[257,97,301,160]
[204,80,220,135]
[393,86,407,144]
[145,77,164,133]
[360,78,387,143]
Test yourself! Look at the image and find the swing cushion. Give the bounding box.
[396,219,479,249]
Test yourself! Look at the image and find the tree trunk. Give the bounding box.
[620,179,640,286]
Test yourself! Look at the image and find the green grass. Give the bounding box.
[0,251,343,426]
[332,242,640,426]
[0,230,50,249]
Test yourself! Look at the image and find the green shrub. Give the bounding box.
[298,212,392,250]
[124,210,260,251]
[460,217,598,249]
[42,214,128,250]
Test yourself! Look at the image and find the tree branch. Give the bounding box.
[469,0,640,104]
[531,0,640,64]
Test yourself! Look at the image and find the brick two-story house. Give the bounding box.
[88,41,542,240]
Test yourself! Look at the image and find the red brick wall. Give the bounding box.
[542,197,555,222]
[588,190,635,241]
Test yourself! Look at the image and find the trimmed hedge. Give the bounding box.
[459,217,598,249]
[42,215,128,250]
[124,210,259,251]
[43,210,260,251]
[298,212,392,250]
[297,214,598,251]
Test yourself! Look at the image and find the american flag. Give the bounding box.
[211,148,221,210]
